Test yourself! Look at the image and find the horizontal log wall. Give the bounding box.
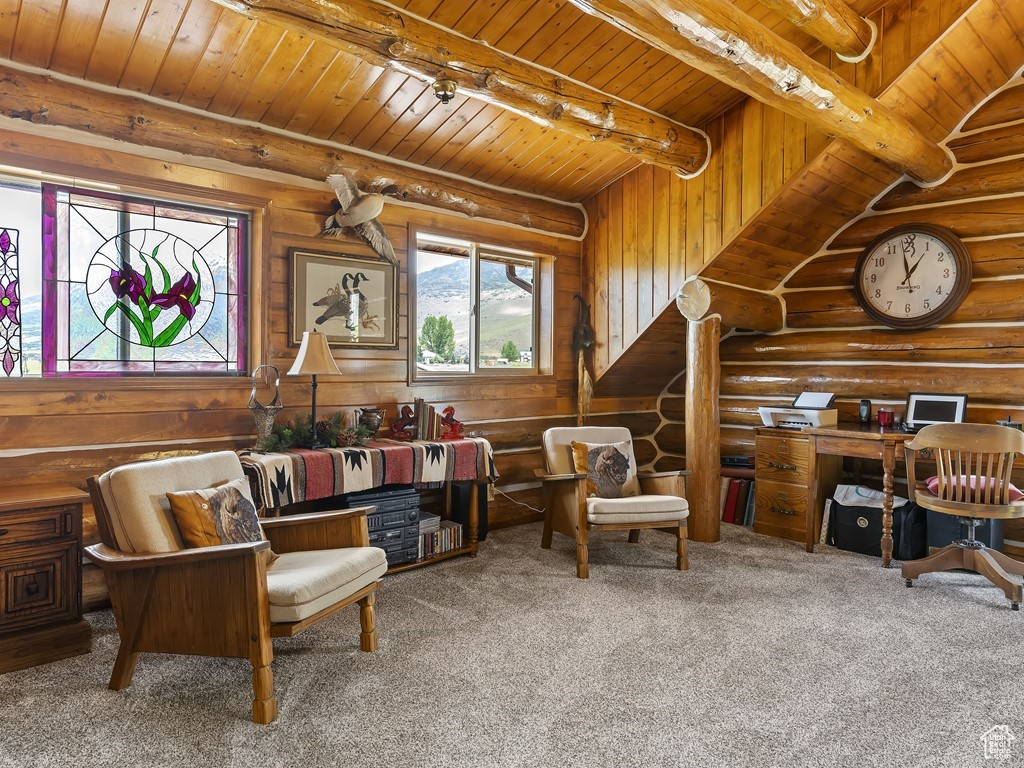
[718,75,1024,539]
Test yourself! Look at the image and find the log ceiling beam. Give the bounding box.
[568,0,952,183]
[755,0,876,62]
[676,277,784,332]
[211,0,710,177]
[0,64,586,238]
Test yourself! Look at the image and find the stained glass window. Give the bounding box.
[41,186,247,375]
[0,227,21,376]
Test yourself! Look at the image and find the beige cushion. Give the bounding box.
[570,439,641,498]
[99,451,246,553]
[266,547,387,624]
[543,426,633,475]
[587,495,689,525]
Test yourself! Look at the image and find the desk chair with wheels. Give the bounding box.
[902,423,1024,610]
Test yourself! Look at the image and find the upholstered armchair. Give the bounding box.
[85,451,387,724]
[536,427,690,578]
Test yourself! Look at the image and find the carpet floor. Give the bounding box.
[1,523,1021,768]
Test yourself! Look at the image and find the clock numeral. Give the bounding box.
[886,301,893,311]
[870,274,876,284]
[924,299,930,310]
[936,286,943,295]
[924,241,930,251]
[943,268,950,278]
[937,253,944,261]
[874,289,882,298]
[905,304,911,314]
[885,245,896,255]
[873,256,886,267]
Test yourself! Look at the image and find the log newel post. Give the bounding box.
[685,316,721,543]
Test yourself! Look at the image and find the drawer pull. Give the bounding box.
[25,583,40,596]
[0,528,7,536]
[771,506,799,516]
[768,461,797,471]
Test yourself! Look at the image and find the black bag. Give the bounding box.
[826,489,927,560]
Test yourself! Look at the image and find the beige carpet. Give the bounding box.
[1,523,1021,768]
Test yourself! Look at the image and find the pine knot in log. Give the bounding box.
[550,103,565,120]
[253,146,271,160]
[384,38,405,57]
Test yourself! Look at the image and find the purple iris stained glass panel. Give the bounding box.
[0,227,21,376]
[42,186,248,376]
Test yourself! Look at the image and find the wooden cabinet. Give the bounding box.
[0,484,91,673]
[754,428,842,550]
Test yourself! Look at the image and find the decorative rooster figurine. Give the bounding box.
[321,172,399,266]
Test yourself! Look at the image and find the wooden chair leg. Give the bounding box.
[901,543,969,581]
[108,646,140,690]
[541,509,553,549]
[677,523,689,571]
[358,591,378,652]
[627,529,640,543]
[984,548,1024,578]
[974,549,1024,605]
[251,662,277,725]
[576,524,589,579]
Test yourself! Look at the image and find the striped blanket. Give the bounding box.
[239,437,497,510]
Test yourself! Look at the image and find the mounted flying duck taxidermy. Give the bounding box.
[321,173,399,266]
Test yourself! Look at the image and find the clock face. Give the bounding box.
[854,225,972,329]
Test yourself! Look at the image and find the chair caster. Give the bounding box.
[905,579,913,588]
[1012,602,1020,611]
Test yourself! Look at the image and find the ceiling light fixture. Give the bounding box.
[432,78,458,105]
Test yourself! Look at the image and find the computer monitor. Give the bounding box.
[903,392,968,430]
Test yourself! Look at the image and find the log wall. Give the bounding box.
[717,76,1024,539]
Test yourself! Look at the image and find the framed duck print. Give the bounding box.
[289,248,398,349]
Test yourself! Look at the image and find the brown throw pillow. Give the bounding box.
[167,478,278,564]
[570,440,641,499]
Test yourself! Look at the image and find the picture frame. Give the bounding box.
[904,392,968,427]
[289,248,398,349]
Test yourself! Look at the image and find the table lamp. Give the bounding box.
[288,329,341,448]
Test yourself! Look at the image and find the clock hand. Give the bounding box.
[900,241,912,286]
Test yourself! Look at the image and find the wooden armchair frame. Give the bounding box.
[536,468,691,579]
[86,476,379,724]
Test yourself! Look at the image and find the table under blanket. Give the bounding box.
[239,437,497,510]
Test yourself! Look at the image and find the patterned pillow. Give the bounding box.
[570,440,641,499]
[167,477,278,563]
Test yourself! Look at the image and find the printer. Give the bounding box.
[758,392,838,429]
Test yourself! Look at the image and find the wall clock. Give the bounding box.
[853,224,972,329]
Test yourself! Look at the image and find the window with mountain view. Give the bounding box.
[0,177,247,377]
[412,232,539,377]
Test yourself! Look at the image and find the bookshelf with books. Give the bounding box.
[721,456,756,527]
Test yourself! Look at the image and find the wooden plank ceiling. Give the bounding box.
[1,0,885,203]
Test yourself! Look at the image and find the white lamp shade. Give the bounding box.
[288,330,342,376]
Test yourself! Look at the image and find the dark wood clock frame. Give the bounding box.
[853,223,972,330]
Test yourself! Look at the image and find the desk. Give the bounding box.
[804,424,914,568]
[239,438,497,563]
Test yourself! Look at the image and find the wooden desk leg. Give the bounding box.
[806,435,820,553]
[468,482,480,557]
[881,442,896,568]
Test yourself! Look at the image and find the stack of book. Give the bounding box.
[413,397,444,440]
[417,512,464,559]
[720,473,756,527]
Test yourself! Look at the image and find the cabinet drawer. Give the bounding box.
[0,542,76,631]
[0,505,75,547]
[756,436,808,482]
[754,480,807,538]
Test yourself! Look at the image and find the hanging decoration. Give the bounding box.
[572,294,595,426]
[0,228,21,377]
